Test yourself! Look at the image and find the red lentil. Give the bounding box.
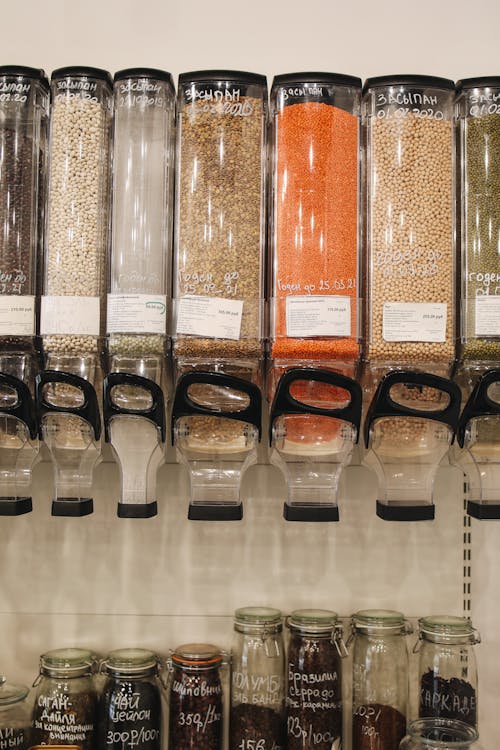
[271,100,359,362]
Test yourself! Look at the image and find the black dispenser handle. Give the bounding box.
[35,370,101,441]
[458,368,500,448]
[364,370,462,448]
[0,373,38,440]
[103,373,166,443]
[269,367,362,445]
[171,371,262,444]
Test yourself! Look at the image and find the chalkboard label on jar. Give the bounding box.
[419,670,477,726]
[31,690,96,749]
[352,703,406,750]
[98,679,161,750]
[0,727,28,749]
[169,669,223,749]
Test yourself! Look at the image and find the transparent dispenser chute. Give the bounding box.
[35,371,101,516]
[103,372,166,519]
[172,371,262,520]
[0,374,39,515]
[454,368,500,519]
[363,371,461,521]
[269,367,361,521]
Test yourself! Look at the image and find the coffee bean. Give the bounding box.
[230,703,284,750]
[286,630,342,750]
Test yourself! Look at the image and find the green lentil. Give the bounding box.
[462,110,500,361]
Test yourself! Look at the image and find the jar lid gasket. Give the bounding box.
[171,643,223,668]
[353,608,405,628]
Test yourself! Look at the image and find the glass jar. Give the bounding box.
[399,718,481,749]
[108,67,175,370]
[285,609,346,750]
[173,70,267,365]
[42,66,112,380]
[351,609,412,750]
[416,616,480,727]
[0,676,31,749]
[456,77,500,366]
[270,72,361,370]
[363,75,456,378]
[97,648,163,750]
[31,647,97,749]
[230,606,285,750]
[168,642,226,750]
[0,65,49,370]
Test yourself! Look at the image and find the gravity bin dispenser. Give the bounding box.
[454,369,500,519]
[453,78,500,519]
[39,67,113,516]
[171,70,267,519]
[363,371,461,521]
[104,69,175,518]
[0,66,49,514]
[103,373,165,518]
[35,371,101,516]
[267,74,362,521]
[362,76,456,394]
[270,368,361,521]
[0,374,39,515]
[172,372,262,520]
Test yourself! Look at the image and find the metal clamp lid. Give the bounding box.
[348,609,413,644]
[0,373,38,439]
[457,368,500,448]
[33,648,97,685]
[170,643,225,670]
[270,367,362,445]
[103,373,166,443]
[414,615,481,649]
[35,371,101,441]
[364,370,462,448]
[171,371,262,444]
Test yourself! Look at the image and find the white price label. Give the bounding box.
[0,295,35,335]
[475,296,500,337]
[176,296,243,340]
[383,302,447,342]
[286,295,351,337]
[41,296,100,336]
[107,294,167,334]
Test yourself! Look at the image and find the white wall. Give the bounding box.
[1,0,499,747]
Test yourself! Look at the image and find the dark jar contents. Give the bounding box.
[419,670,477,727]
[30,648,97,750]
[352,703,406,750]
[168,643,224,750]
[0,677,32,750]
[97,648,162,750]
[285,609,343,750]
[230,704,284,750]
